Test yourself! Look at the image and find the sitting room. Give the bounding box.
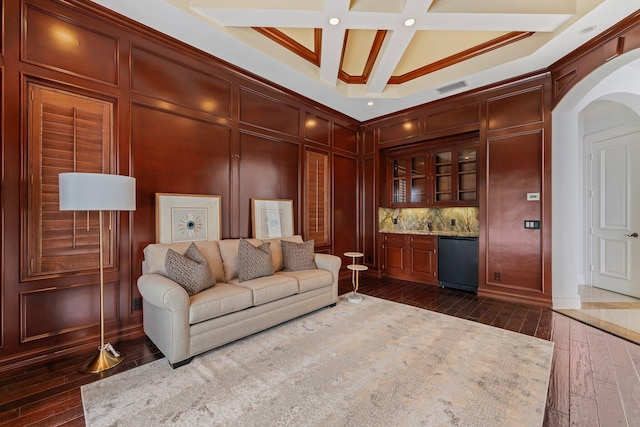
[1,1,640,426]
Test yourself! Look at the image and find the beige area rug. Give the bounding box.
[82,296,553,426]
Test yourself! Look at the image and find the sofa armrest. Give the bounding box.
[137,273,189,312]
[137,273,191,364]
[314,253,341,301]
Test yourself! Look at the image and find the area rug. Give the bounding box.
[82,296,553,426]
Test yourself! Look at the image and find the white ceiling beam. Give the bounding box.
[365,27,416,95]
[190,8,324,27]
[417,13,573,32]
[319,27,345,86]
[318,0,349,86]
[364,0,425,95]
[191,8,572,33]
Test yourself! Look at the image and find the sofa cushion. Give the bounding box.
[277,269,333,293]
[142,241,225,284]
[230,274,298,305]
[188,284,253,324]
[165,243,216,296]
[238,239,273,282]
[281,239,317,271]
[218,238,263,282]
[262,235,304,272]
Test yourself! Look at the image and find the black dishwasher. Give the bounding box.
[438,236,478,293]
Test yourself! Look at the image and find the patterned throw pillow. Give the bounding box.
[281,239,317,271]
[165,242,216,296]
[238,239,273,282]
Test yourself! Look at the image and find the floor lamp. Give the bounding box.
[59,172,136,373]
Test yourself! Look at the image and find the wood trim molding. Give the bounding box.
[253,27,321,67]
[389,32,534,84]
[338,30,387,85]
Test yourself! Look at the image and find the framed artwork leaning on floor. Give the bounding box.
[251,198,294,239]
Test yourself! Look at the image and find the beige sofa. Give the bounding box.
[137,236,341,368]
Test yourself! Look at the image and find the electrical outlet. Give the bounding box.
[494,272,501,281]
[133,297,142,311]
[450,218,456,227]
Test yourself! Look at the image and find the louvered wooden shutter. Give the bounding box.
[26,84,114,278]
[305,151,329,245]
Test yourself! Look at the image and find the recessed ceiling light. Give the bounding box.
[329,17,340,26]
[403,18,416,27]
[367,101,374,107]
[579,25,596,35]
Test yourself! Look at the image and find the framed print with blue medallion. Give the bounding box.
[156,193,221,243]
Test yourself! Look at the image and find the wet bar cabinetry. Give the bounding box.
[381,233,438,285]
[386,137,478,208]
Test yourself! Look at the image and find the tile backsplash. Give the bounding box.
[379,207,479,234]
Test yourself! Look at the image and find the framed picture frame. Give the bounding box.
[251,198,294,239]
[156,193,222,243]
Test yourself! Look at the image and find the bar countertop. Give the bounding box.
[379,229,479,238]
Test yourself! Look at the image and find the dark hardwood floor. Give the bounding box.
[1,276,639,426]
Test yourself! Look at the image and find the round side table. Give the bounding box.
[344,252,367,304]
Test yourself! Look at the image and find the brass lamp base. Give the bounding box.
[78,345,124,374]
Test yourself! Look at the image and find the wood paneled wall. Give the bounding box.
[0,0,358,369]
[362,75,553,306]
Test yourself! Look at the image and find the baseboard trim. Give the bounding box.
[552,294,582,310]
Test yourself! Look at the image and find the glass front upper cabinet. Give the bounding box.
[388,141,478,207]
[391,154,427,205]
[432,144,477,206]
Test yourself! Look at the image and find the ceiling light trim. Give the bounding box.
[403,18,416,27]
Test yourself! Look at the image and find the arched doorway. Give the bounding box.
[552,49,640,309]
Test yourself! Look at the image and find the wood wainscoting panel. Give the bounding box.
[239,132,300,237]
[334,123,358,154]
[487,86,544,132]
[131,103,232,278]
[486,130,543,293]
[362,130,375,155]
[361,156,376,268]
[304,113,330,146]
[21,281,118,343]
[239,87,300,137]
[378,117,420,146]
[23,4,118,85]
[131,46,232,119]
[333,154,359,271]
[424,102,480,136]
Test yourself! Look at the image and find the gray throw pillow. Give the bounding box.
[165,242,215,296]
[238,239,273,282]
[281,239,317,271]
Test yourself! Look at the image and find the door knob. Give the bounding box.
[624,232,639,238]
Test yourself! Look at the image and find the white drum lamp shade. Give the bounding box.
[59,172,136,211]
[58,172,136,373]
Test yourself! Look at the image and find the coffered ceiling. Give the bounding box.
[93,0,639,120]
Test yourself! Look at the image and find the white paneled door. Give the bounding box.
[590,127,640,298]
